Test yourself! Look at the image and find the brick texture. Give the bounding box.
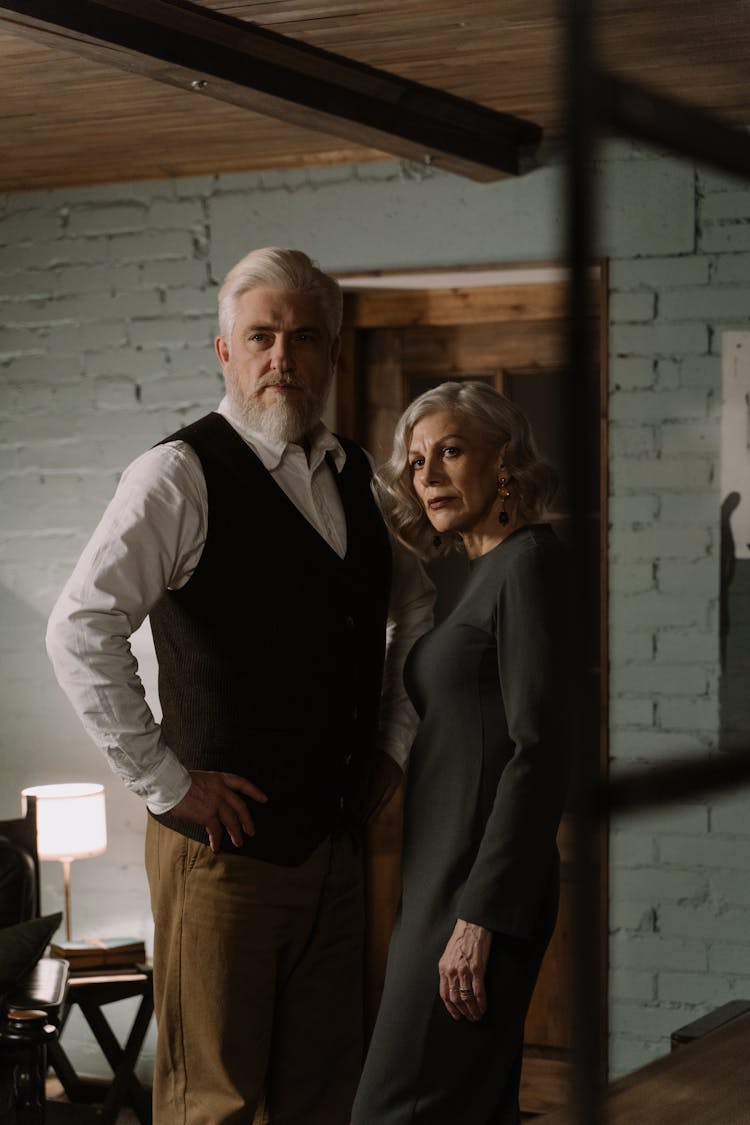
[608,158,750,1078]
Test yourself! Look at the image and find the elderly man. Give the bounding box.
[46,247,433,1125]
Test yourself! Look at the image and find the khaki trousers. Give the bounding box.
[145,818,364,1125]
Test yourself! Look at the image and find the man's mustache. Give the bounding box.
[256,374,306,392]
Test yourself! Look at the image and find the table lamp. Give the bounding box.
[22,782,107,941]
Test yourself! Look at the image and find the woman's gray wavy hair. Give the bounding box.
[374,380,558,560]
[217,247,343,340]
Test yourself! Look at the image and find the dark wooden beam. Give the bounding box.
[596,71,750,181]
[0,0,542,181]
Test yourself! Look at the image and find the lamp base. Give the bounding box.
[61,858,72,942]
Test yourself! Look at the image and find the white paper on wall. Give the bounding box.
[722,332,750,561]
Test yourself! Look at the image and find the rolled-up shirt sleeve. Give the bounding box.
[378,540,435,770]
[45,442,207,814]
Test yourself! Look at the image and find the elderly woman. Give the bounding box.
[353,381,571,1124]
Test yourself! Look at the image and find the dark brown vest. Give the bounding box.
[149,412,392,864]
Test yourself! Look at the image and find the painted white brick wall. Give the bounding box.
[1,143,749,1083]
[0,179,222,1077]
[608,161,750,1077]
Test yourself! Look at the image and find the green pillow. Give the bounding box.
[0,912,62,993]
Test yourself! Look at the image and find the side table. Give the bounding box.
[48,966,153,1125]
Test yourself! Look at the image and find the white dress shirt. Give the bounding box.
[46,398,434,814]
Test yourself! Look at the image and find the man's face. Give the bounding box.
[215,287,340,444]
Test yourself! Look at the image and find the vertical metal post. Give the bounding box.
[564,0,605,1120]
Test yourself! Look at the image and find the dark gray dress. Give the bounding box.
[353,524,570,1125]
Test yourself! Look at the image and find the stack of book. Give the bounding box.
[49,936,146,971]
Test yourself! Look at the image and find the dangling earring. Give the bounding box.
[497,477,510,526]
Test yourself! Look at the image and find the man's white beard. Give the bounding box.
[225,368,331,445]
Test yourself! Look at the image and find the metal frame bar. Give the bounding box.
[565,1,607,1117]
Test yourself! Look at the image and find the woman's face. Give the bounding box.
[408,409,504,547]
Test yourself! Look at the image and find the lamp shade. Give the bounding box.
[22,783,107,861]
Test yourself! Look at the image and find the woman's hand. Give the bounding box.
[438,918,492,1022]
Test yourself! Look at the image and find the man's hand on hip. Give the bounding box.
[170,770,268,853]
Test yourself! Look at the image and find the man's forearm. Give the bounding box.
[45,441,206,813]
[46,602,191,811]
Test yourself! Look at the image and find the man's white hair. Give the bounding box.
[217,247,343,340]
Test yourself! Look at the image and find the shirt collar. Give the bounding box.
[216,396,347,474]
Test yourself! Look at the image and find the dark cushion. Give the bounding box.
[0,839,36,926]
[0,913,62,995]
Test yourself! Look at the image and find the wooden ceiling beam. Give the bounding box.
[0,0,542,182]
[596,71,750,181]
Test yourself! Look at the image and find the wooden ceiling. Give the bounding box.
[1,0,749,193]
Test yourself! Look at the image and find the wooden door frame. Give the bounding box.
[336,260,610,1080]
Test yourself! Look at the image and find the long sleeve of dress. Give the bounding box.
[456,538,571,938]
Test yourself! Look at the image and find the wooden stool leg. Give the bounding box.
[79,995,153,1125]
[45,972,154,1124]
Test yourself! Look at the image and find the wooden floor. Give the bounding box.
[540,1010,750,1124]
[46,1063,567,1121]
[46,1077,140,1124]
[520,1054,572,1118]
[44,1009,750,1123]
